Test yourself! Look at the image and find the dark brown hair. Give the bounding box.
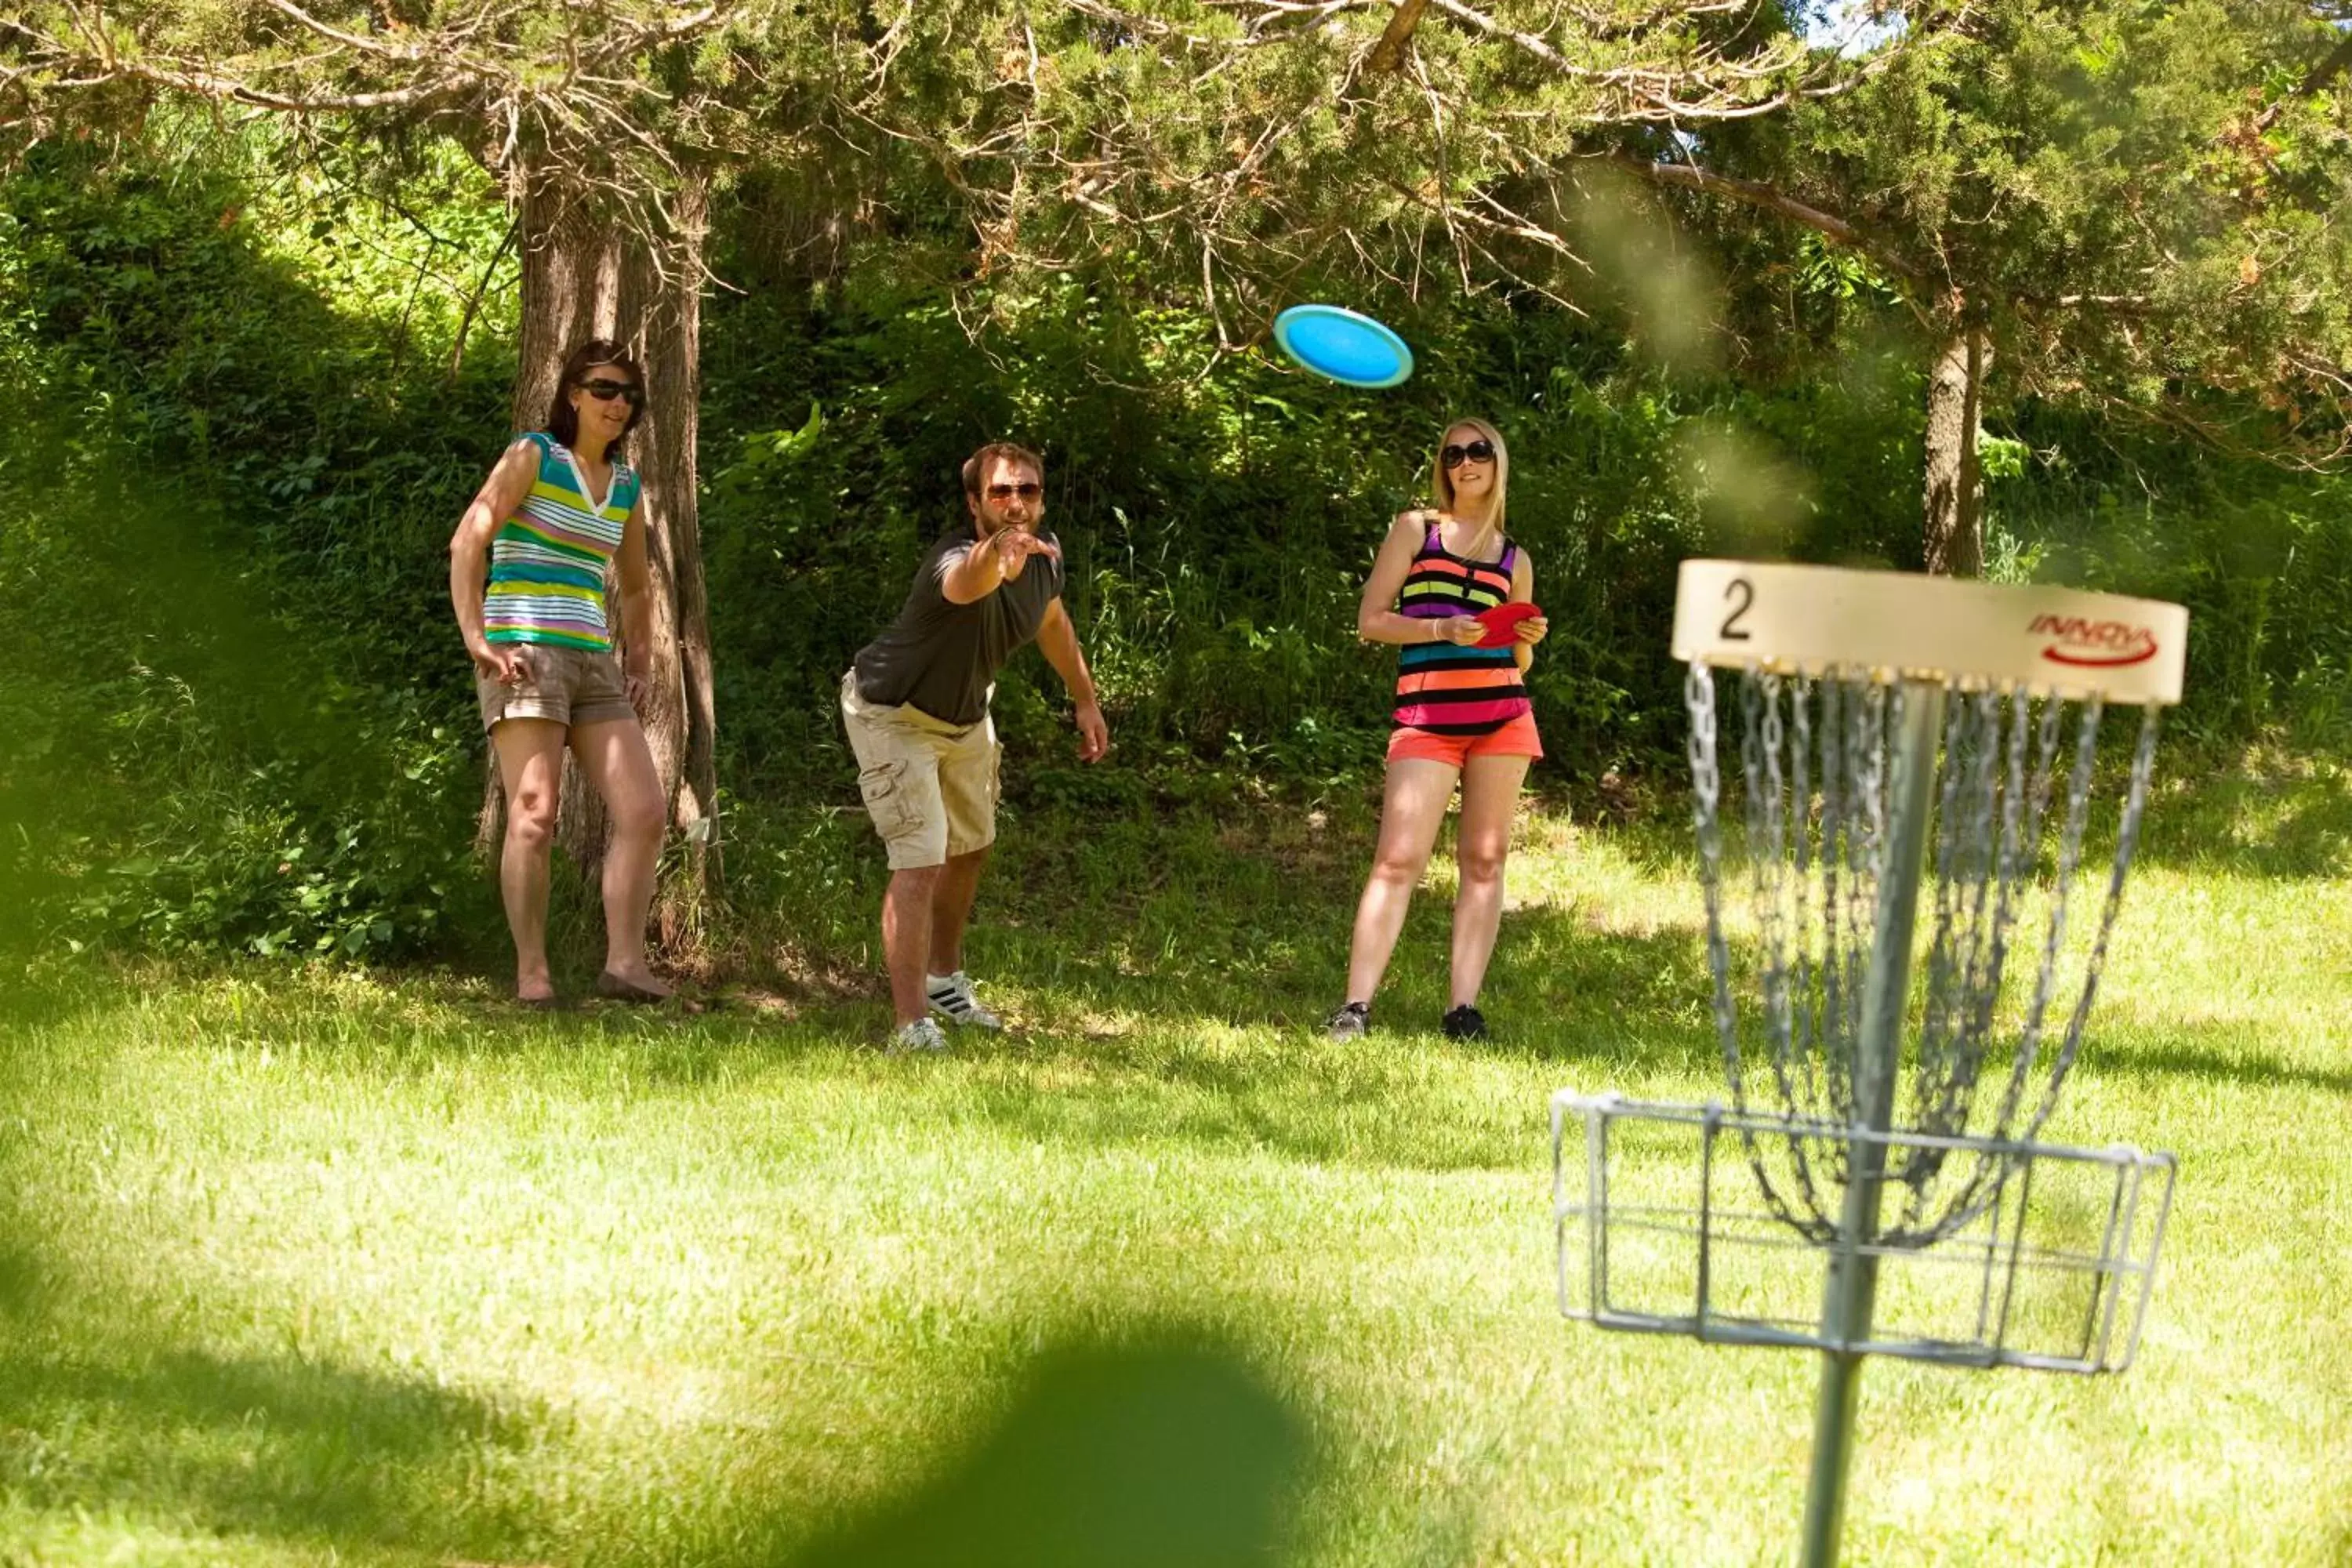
[545,338,648,456]
[961,441,1045,499]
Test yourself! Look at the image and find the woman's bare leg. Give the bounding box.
[1449,753,1533,1008]
[1342,758,1462,1006]
[491,718,569,1002]
[568,718,670,995]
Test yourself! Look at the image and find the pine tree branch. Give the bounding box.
[1604,152,1926,281]
[1609,151,2165,320]
[1367,0,1431,74]
[260,0,431,63]
[115,56,463,114]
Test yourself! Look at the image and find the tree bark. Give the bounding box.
[1922,328,1989,578]
[479,168,720,947]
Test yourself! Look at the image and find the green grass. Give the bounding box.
[2,771,2349,1566]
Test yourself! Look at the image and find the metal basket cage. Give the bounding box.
[1553,1091,2177,1375]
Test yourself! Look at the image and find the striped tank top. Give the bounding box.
[1393,514,1531,736]
[482,432,640,653]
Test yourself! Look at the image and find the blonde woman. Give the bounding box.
[1327,419,1548,1042]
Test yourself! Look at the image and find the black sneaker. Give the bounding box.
[1323,1000,1371,1042]
[1441,1004,1488,1042]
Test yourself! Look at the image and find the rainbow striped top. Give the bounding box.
[1393,514,1531,736]
[482,432,639,653]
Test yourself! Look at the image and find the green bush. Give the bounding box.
[0,137,510,960]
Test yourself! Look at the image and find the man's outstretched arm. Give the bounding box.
[941,528,1058,605]
[1036,598,1109,762]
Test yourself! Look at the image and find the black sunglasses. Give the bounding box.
[579,377,644,408]
[986,481,1044,500]
[1442,437,1496,469]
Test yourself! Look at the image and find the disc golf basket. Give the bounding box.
[1552,561,2188,1566]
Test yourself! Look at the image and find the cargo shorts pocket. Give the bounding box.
[856,758,927,844]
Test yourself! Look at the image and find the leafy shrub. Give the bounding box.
[0,136,510,960]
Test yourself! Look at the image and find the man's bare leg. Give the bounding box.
[928,844,990,976]
[884,864,945,1026]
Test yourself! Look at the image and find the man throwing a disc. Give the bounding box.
[843,442,1110,1051]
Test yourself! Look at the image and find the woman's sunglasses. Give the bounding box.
[1442,438,1496,469]
[986,481,1044,500]
[579,378,644,408]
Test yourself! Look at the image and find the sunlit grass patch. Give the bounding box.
[2,789,2348,1566]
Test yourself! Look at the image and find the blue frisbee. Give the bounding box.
[1272,303,1414,389]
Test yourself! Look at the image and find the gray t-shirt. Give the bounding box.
[851,525,1064,725]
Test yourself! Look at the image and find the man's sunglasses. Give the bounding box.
[579,378,644,407]
[1442,438,1496,469]
[986,482,1044,500]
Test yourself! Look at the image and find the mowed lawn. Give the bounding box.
[2,773,2348,1566]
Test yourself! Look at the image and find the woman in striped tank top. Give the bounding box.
[448,339,671,1007]
[1326,418,1548,1044]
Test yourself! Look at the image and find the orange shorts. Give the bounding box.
[1386,710,1544,767]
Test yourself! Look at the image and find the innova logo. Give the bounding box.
[2030,614,2160,669]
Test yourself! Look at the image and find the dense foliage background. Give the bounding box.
[4,122,2347,966]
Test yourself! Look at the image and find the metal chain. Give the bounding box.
[1836,678,1886,1131]
[1893,689,2072,1247]
[1989,692,2103,1140]
[1789,676,1817,1074]
[1814,673,1848,1122]
[1901,686,2035,1235]
[1691,659,2169,1254]
[2018,702,2162,1141]
[1688,662,1743,1114]
[1777,673,1838,1231]
[1900,685,2012,1233]
[1700,664,1838,1240]
[1915,686,1973,1118]
[1902,699,2163,1248]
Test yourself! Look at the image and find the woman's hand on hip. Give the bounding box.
[472,642,531,686]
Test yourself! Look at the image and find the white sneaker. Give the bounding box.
[887,1017,951,1053]
[925,971,1004,1030]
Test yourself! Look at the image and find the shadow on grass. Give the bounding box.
[911,902,1722,1174]
[958,804,1715,1054]
[0,1222,546,1562]
[2106,757,2351,881]
[781,1331,1310,1568]
[2082,1035,2352,1098]
[0,966,124,1037]
[0,833,1726,1177]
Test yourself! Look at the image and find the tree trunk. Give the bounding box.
[1922,328,1989,578]
[479,169,720,949]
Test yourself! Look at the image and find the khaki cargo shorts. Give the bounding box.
[476,643,636,732]
[840,670,1000,870]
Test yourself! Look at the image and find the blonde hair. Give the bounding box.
[1432,417,1510,541]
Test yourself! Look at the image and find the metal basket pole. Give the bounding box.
[1799,677,1946,1567]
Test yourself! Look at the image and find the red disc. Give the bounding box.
[1474,602,1541,648]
